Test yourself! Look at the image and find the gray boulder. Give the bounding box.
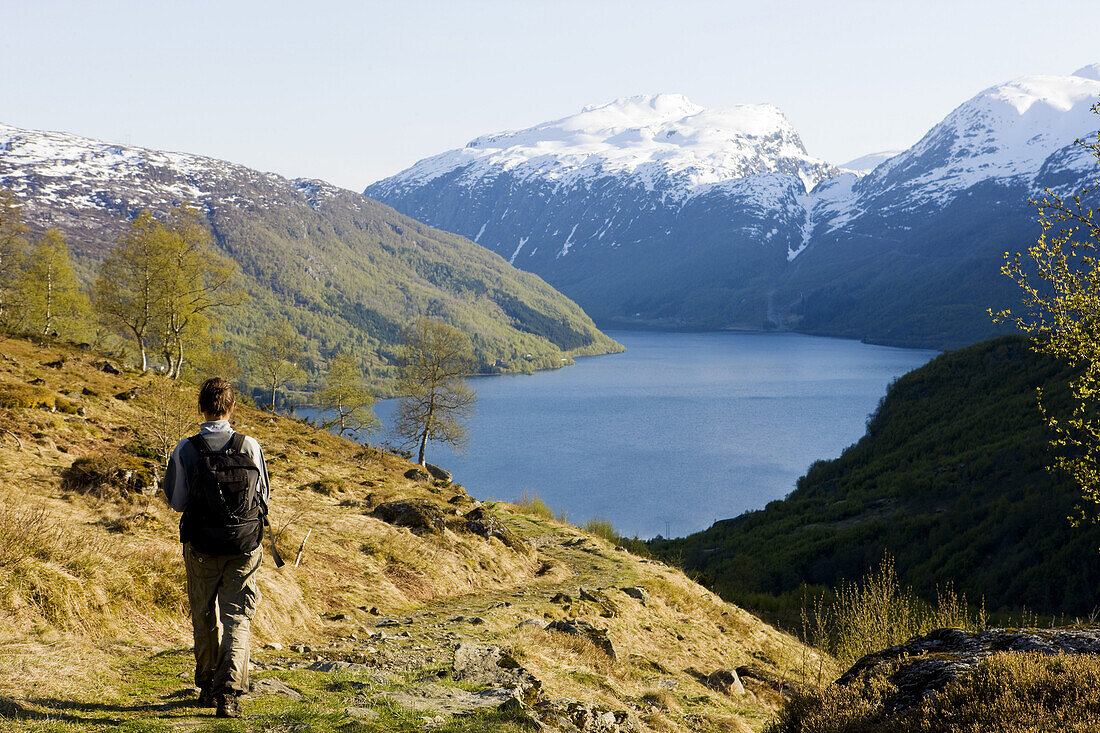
[704,668,745,696]
[453,643,541,702]
[463,506,528,551]
[424,463,452,483]
[371,499,446,534]
[547,619,617,660]
[307,660,373,674]
[250,677,303,700]
[579,587,619,618]
[533,699,639,732]
[836,626,1100,713]
[373,682,514,714]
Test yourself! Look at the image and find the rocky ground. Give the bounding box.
[0,335,831,732]
[834,626,1100,714]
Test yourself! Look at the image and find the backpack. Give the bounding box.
[181,432,284,566]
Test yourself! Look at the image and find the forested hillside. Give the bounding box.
[650,336,1100,621]
[0,123,621,398]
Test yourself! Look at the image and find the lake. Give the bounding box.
[314,331,937,539]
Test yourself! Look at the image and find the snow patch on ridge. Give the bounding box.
[371,93,839,201]
[559,223,579,258]
[864,71,1100,211]
[509,236,529,264]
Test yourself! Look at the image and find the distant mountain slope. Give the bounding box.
[0,123,621,385]
[367,94,839,331]
[838,150,903,174]
[649,336,1100,619]
[368,66,1100,349]
[783,65,1100,348]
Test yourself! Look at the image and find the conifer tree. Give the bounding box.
[316,352,379,437]
[393,318,477,465]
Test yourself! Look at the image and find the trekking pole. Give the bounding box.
[294,528,312,568]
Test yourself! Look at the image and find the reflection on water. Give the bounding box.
[305,331,936,539]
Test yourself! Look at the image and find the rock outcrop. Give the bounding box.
[463,506,528,551]
[452,643,541,702]
[370,499,446,534]
[836,626,1100,712]
[547,619,617,660]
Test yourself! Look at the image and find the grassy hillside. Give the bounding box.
[650,336,1100,624]
[0,334,826,732]
[0,125,622,394]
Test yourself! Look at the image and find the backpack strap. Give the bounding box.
[187,433,215,456]
[258,496,286,568]
[232,433,285,568]
[227,432,247,454]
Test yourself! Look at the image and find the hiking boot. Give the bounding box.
[215,693,241,719]
[197,685,216,708]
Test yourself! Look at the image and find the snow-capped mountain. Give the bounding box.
[368,67,1100,348]
[377,93,837,198]
[0,123,619,368]
[367,94,841,330]
[0,122,344,254]
[851,68,1100,213]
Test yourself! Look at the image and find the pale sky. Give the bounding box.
[3,0,1100,191]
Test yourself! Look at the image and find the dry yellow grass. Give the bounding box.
[767,652,1100,733]
[0,335,831,731]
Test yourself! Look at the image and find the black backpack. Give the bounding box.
[181,432,284,566]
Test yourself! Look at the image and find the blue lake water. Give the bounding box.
[313,332,937,539]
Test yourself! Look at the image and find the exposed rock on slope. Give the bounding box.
[837,627,1100,713]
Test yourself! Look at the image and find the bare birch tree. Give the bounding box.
[393,318,477,465]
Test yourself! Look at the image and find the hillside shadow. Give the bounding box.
[3,694,201,724]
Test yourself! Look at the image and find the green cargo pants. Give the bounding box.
[183,543,262,696]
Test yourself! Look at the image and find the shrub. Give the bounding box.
[61,452,157,499]
[767,652,1100,733]
[802,555,986,666]
[514,490,555,520]
[583,517,620,542]
[304,476,346,495]
[0,383,56,410]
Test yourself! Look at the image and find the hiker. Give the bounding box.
[162,377,283,718]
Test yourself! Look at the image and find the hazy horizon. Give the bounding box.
[4,0,1100,191]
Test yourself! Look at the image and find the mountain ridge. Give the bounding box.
[0,122,622,390]
[367,65,1100,349]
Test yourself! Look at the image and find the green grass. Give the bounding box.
[0,647,535,733]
